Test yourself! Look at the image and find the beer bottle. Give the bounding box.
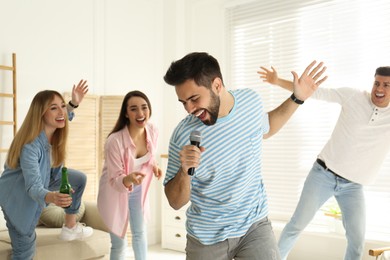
[59,166,72,208]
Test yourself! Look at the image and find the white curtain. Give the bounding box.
[226,0,390,241]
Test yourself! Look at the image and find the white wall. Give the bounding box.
[0,0,168,151]
[0,0,227,158]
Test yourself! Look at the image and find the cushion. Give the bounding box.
[0,207,7,231]
[34,228,110,259]
[39,202,85,228]
[381,251,390,260]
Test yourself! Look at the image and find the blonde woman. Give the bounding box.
[0,81,92,260]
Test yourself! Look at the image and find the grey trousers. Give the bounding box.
[186,217,281,260]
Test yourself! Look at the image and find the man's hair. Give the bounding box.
[163,52,224,89]
[375,66,390,76]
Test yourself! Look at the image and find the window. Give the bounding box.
[227,0,390,241]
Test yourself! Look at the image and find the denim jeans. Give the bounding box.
[278,161,365,260]
[4,211,39,260]
[110,184,147,260]
[4,168,87,260]
[49,168,87,214]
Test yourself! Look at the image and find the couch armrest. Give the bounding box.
[369,246,390,257]
[81,201,109,233]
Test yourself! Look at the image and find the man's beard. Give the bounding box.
[202,90,220,126]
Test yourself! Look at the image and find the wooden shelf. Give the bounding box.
[0,53,17,156]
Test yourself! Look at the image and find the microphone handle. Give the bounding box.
[188,141,200,175]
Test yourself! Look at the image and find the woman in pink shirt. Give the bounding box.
[97,90,161,260]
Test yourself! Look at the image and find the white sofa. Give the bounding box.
[0,201,110,260]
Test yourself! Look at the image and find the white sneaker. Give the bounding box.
[59,222,93,241]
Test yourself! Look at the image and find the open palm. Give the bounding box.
[292,61,327,100]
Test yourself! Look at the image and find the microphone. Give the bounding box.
[188,130,202,176]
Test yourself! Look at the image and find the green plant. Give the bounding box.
[322,203,342,219]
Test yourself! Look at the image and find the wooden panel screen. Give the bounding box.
[99,96,123,176]
[64,93,100,202]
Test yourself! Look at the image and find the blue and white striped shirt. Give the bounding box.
[164,88,270,245]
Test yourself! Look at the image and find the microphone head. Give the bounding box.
[189,130,202,143]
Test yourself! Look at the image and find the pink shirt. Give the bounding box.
[97,123,158,238]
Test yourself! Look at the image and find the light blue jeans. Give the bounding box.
[49,167,87,215]
[4,168,87,260]
[278,161,365,260]
[110,184,147,260]
[4,211,39,260]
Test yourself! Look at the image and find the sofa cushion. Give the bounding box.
[0,202,110,260]
[0,229,11,260]
[0,227,110,260]
[0,207,7,231]
[34,227,109,259]
[39,202,85,228]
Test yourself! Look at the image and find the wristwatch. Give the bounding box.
[290,93,304,105]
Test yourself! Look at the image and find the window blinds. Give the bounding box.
[226,0,390,241]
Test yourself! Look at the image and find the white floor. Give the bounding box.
[127,244,185,260]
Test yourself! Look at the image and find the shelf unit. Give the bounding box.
[161,154,189,252]
[0,53,17,155]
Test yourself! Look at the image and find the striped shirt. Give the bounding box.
[163,88,270,245]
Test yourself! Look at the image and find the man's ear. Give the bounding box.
[212,77,223,93]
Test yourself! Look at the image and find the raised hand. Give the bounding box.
[257,66,279,85]
[71,79,89,106]
[292,61,328,101]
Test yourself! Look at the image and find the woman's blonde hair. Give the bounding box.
[6,90,69,169]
